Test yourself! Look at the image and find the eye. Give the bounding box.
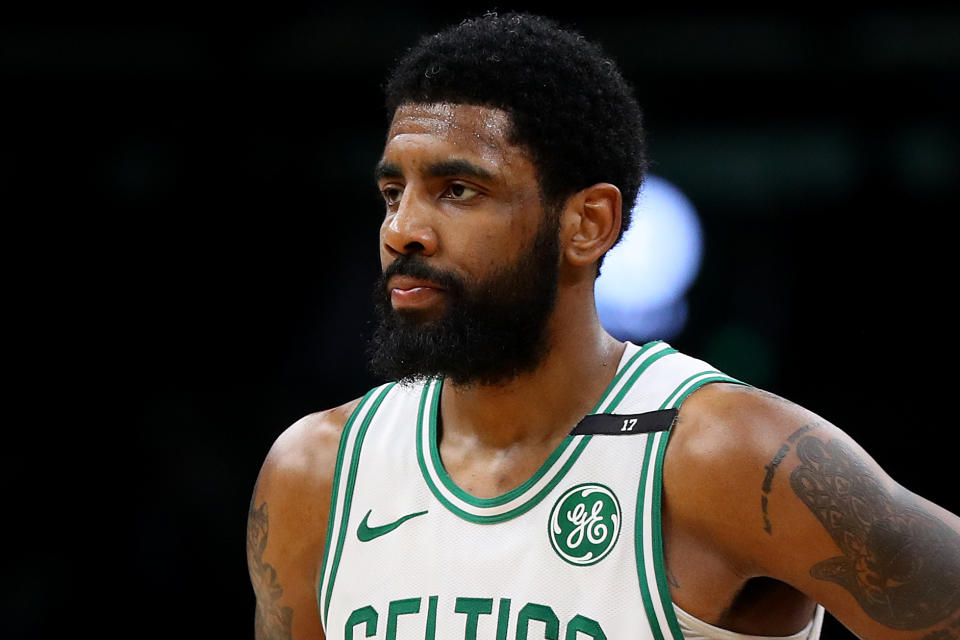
[443,183,480,200]
[381,185,404,207]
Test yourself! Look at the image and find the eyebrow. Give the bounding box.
[426,159,495,181]
[374,160,402,182]
[373,158,495,182]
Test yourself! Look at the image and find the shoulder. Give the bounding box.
[250,395,365,556]
[667,382,831,471]
[246,396,366,639]
[662,382,851,573]
[256,396,365,503]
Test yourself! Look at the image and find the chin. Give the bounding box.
[392,308,445,327]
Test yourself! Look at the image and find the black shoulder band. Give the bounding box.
[570,409,679,436]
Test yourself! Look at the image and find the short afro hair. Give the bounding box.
[384,12,647,252]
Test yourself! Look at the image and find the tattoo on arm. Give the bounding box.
[789,436,960,630]
[761,424,818,534]
[666,565,681,589]
[919,615,960,640]
[248,499,294,639]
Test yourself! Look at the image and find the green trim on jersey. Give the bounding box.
[604,346,678,411]
[633,369,746,640]
[416,340,672,523]
[317,385,380,629]
[426,378,578,508]
[635,434,665,640]
[653,428,685,640]
[416,377,594,523]
[318,382,396,629]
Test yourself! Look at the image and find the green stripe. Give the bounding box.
[591,340,662,412]
[634,434,665,640]
[414,381,438,504]
[429,378,576,508]
[659,371,744,410]
[651,431,685,640]
[322,382,396,623]
[502,435,592,521]
[417,380,593,523]
[317,385,380,626]
[606,347,678,411]
[660,371,720,409]
[639,371,747,639]
[670,375,743,409]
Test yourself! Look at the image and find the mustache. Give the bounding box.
[380,255,465,295]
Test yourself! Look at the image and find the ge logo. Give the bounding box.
[548,484,621,566]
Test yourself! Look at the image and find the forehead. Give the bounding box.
[383,103,526,167]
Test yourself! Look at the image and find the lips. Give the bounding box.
[388,275,445,292]
[388,275,446,310]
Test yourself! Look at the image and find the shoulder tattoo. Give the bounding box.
[789,435,960,630]
[247,499,294,639]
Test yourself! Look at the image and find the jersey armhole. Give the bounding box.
[317,383,396,632]
[638,374,748,640]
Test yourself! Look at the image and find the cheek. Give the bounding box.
[378,218,393,265]
[435,222,498,276]
[502,184,544,241]
[462,222,531,276]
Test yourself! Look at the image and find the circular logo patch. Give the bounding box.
[548,483,621,566]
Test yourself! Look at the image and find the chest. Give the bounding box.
[319,386,675,640]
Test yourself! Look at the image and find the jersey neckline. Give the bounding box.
[415,339,678,523]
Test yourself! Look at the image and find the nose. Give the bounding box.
[381,189,439,258]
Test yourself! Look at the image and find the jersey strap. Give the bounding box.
[318,382,397,631]
[636,367,747,640]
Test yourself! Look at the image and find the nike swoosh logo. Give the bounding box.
[357,509,428,542]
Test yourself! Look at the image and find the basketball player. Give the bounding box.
[247,13,960,640]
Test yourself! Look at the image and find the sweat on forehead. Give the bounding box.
[388,103,516,147]
[379,103,539,182]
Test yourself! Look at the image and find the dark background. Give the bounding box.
[5,2,958,638]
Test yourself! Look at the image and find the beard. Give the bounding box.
[367,214,560,387]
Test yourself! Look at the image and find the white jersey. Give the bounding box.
[318,340,823,640]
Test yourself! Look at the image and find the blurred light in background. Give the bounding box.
[595,173,703,342]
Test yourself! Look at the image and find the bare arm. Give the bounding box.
[246,398,361,640]
[786,430,960,634]
[666,384,960,639]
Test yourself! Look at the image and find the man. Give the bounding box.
[247,12,960,640]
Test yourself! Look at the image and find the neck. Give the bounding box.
[439,296,624,450]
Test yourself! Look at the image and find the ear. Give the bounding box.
[560,183,623,268]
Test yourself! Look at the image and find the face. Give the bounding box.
[367,103,561,386]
